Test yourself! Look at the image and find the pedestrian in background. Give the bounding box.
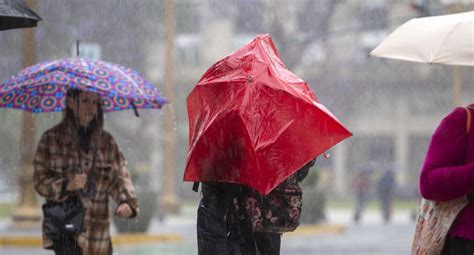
[376,167,395,223]
[353,166,372,223]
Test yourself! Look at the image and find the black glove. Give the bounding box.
[296,157,317,182]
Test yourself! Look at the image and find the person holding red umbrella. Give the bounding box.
[186,35,351,255]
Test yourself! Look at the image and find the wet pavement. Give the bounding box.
[0,208,415,254]
[0,210,414,255]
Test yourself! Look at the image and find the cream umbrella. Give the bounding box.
[370,11,474,66]
[371,11,474,106]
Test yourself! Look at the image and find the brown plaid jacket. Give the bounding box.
[33,120,138,255]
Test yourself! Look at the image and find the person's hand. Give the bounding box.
[66,173,87,191]
[115,203,133,218]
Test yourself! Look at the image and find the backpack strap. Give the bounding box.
[465,107,471,135]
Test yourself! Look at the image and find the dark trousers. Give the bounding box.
[52,235,82,255]
[442,236,474,255]
[239,232,281,255]
[353,193,368,223]
[198,217,281,255]
[197,184,281,255]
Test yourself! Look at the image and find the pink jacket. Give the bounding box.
[420,105,474,239]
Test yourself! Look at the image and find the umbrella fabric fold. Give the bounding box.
[184,34,352,195]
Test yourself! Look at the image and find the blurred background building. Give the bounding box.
[0,0,473,219]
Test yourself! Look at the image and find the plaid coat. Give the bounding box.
[33,120,138,255]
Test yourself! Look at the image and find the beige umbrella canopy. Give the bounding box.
[370,11,474,66]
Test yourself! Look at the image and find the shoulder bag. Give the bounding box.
[42,148,97,239]
[411,107,472,255]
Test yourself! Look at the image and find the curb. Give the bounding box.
[0,233,183,247]
[0,236,42,247]
[113,233,182,245]
[0,224,344,246]
[286,223,346,237]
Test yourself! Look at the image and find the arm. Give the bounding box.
[108,138,139,218]
[419,107,474,201]
[33,132,69,201]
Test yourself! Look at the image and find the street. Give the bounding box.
[0,209,416,254]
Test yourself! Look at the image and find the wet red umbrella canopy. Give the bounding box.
[184,34,352,195]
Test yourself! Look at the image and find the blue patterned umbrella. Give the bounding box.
[0,58,168,113]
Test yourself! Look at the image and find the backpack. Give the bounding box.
[233,159,315,234]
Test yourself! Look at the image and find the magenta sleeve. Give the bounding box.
[419,107,474,201]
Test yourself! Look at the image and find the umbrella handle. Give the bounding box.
[131,101,140,117]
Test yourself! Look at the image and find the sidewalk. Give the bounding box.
[0,217,185,247]
[0,208,415,247]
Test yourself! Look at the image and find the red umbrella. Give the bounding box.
[184,34,352,195]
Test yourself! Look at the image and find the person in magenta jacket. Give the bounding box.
[419,105,474,254]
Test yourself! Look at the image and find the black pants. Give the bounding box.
[197,183,281,255]
[52,235,82,255]
[239,232,281,255]
[442,236,474,255]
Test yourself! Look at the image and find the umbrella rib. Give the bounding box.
[432,22,465,64]
[112,65,139,91]
[254,119,294,151]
